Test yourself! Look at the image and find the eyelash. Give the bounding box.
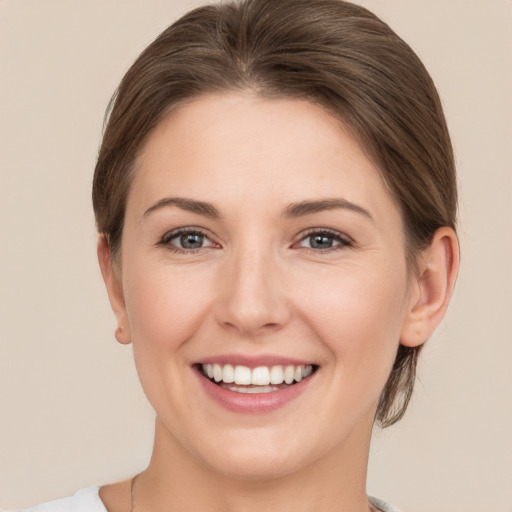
[158,227,353,254]
[293,228,353,253]
[159,228,219,254]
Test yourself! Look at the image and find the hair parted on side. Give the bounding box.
[92,0,457,427]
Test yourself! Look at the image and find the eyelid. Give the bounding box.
[161,227,208,243]
[158,226,221,251]
[292,228,354,250]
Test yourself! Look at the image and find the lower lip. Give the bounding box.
[195,368,314,413]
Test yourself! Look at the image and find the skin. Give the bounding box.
[98,93,459,512]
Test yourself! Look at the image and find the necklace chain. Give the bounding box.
[130,473,138,512]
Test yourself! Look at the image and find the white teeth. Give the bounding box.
[222,385,280,394]
[269,365,284,384]
[251,366,270,385]
[284,365,295,384]
[213,364,222,382]
[234,365,252,385]
[201,363,314,388]
[222,364,235,383]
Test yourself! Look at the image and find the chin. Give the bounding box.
[203,450,307,482]
[189,427,323,482]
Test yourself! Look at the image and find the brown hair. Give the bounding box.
[93,0,457,427]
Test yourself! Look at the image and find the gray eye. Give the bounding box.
[296,230,350,251]
[162,228,217,252]
[308,234,335,249]
[177,232,205,249]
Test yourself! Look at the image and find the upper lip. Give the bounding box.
[196,354,316,368]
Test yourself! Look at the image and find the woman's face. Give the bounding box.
[112,93,418,478]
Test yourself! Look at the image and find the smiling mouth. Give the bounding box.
[198,363,318,394]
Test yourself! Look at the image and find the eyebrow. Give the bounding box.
[283,199,373,220]
[144,197,221,218]
[143,196,372,221]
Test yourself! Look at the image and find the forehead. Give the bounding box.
[129,92,399,221]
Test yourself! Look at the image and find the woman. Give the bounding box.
[21,0,459,511]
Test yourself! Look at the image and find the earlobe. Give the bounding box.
[400,227,460,348]
[97,235,132,345]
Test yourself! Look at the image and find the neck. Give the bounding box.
[135,416,375,512]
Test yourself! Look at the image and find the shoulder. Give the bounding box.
[15,486,106,512]
[369,495,402,512]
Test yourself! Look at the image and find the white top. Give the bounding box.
[16,487,106,512]
[17,486,401,512]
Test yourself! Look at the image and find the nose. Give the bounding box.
[214,248,291,337]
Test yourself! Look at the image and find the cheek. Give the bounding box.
[295,261,409,377]
[120,259,218,420]
[122,260,213,353]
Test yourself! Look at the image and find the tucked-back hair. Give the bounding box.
[93,0,457,427]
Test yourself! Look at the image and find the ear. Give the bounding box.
[97,235,131,345]
[400,227,460,347]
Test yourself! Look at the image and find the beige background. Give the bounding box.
[1,1,511,510]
